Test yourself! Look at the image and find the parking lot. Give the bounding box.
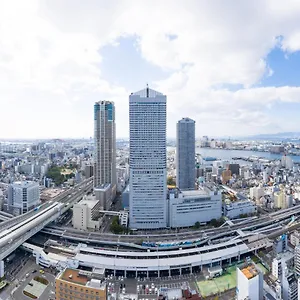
[105,273,198,299]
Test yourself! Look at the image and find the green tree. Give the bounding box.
[167,176,176,185]
[194,221,200,229]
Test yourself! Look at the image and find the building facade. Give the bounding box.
[7,181,40,216]
[94,101,116,200]
[72,195,101,230]
[55,268,106,300]
[176,118,195,190]
[236,262,263,300]
[129,87,167,229]
[168,185,222,228]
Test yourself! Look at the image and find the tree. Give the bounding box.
[194,221,200,229]
[167,176,176,186]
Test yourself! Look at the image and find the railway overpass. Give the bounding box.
[0,177,93,275]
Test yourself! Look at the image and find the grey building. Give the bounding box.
[94,101,116,201]
[8,181,40,216]
[129,86,167,229]
[176,118,195,190]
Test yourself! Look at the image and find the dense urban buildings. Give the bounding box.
[129,86,167,229]
[176,117,196,190]
[7,181,40,216]
[93,101,116,209]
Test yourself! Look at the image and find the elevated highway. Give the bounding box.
[0,177,93,263]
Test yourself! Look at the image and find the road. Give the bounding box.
[0,258,56,300]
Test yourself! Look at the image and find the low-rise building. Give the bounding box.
[168,185,222,228]
[119,210,129,227]
[73,195,102,230]
[94,184,112,210]
[223,200,257,219]
[55,268,106,300]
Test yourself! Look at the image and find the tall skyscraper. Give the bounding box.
[94,101,116,199]
[176,118,195,190]
[129,86,167,229]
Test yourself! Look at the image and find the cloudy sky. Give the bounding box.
[2,0,300,139]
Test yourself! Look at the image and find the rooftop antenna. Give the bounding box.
[146,83,149,97]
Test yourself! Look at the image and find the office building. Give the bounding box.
[176,118,195,190]
[168,185,222,228]
[223,200,257,219]
[7,181,40,216]
[72,195,102,231]
[94,101,116,203]
[129,87,167,229]
[236,262,263,300]
[55,268,106,300]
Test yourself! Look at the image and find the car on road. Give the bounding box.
[32,270,37,273]
[39,270,45,274]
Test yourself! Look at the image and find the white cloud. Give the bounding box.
[1,0,300,139]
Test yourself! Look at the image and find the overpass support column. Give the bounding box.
[147,270,149,279]
[229,257,231,264]
[179,268,182,276]
[190,266,192,275]
[114,269,116,277]
[0,261,4,278]
[158,269,160,278]
[169,268,171,277]
[124,270,127,278]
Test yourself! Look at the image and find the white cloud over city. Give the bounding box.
[2,0,300,139]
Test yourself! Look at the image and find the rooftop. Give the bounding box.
[131,86,163,98]
[58,268,105,290]
[77,195,99,209]
[239,263,259,279]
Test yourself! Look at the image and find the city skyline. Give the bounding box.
[3,1,300,139]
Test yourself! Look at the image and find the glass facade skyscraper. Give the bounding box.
[129,87,167,229]
[176,118,195,190]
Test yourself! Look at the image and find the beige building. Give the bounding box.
[291,231,300,247]
[72,195,102,230]
[55,268,106,300]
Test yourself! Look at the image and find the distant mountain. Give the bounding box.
[243,132,300,141]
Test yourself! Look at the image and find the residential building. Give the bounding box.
[236,262,263,300]
[7,181,40,216]
[295,244,300,275]
[176,117,195,190]
[94,101,116,205]
[72,195,102,230]
[55,268,106,300]
[250,187,264,201]
[129,87,167,229]
[290,231,300,247]
[221,169,232,184]
[168,185,222,228]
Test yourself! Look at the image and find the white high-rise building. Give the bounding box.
[129,86,167,229]
[236,262,263,300]
[94,101,116,206]
[7,181,40,216]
